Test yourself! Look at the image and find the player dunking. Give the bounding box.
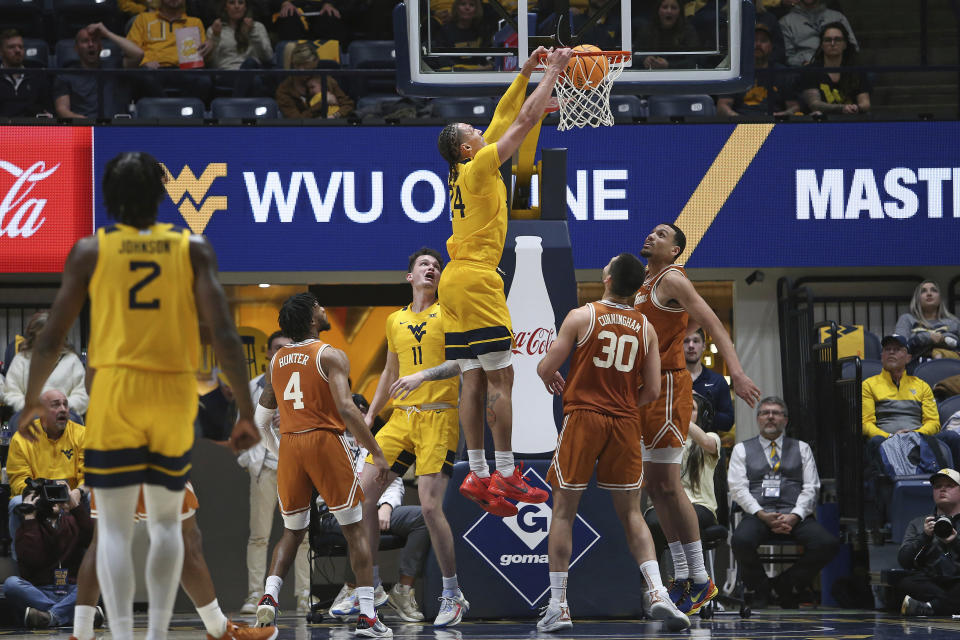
[253,293,392,638]
[360,248,468,626]
[16,152,260,640]
[637,223,761,614]
[436,46,573,515]
[536,253,689,632]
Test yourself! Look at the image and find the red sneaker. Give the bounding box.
[459,472,518,517]
[488,464,549,503]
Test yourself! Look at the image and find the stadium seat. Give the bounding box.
[22,38,49,68]
[430,97,494,120]
[211,97,279,120]
[135,97,206,119]
[914,359,960,389]
[55,37,121,68]
[890,477,934,543]
[864,330,882,359]
[841,357,883,381]
[939,395,960,426]
[346,40,396,97]
[647,94,716,117]
[609,94,645,119]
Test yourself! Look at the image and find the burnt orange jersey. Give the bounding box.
[635,264,689,370]
[564,301,651,419]
[270,339,345,436]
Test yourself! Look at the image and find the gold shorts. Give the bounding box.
[439,261,513,360]
[366,406,459,476]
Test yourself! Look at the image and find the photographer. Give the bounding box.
[899,468,960,616]
[2,478,94,628]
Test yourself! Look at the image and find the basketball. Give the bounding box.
[566,44,609,90]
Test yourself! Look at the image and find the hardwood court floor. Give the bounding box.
[2,610,960,640]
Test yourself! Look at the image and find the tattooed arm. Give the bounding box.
[388,360,461,401]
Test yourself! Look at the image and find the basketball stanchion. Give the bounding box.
[539,46,630,130]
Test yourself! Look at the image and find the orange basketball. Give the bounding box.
[565,44,609,90]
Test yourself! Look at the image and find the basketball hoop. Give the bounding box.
[539,48,630,131]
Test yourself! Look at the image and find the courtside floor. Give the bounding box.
[3,610,960,640]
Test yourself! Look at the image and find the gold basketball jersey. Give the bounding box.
[88,223,200,373]
[385,302,458,406]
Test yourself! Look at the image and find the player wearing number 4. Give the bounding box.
[436,45,573,516]
[16,152,261,640]
[535,253,689,632]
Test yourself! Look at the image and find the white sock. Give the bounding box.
[549,571,568,605]
[467,450,489,478]
[683,541,709,584]
[95,485,140,640]
[494,451,515,477]
[372,565,381,589]
[143,485,186,640]
[669,542,688,580]
[639,561,664,592]
[356,586,375,618]
[196,599,228,638]
[441,574,459,598]
[73,604,97,640]
[265,575,283,601]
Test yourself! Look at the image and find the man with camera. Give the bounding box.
[2,477,94,628]
[899,468,960,616]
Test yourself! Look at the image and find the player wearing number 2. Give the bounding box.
[535,253,689,633]
[16,151,260,640]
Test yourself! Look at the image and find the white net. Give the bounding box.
[551,52,629,131]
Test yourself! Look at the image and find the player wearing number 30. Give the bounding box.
[535,253,689,633]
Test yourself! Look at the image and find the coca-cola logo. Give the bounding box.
[0,159,59,238]
[512,327,555,356]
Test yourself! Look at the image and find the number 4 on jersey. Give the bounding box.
[452,186,465,218]
[284,371,305,409]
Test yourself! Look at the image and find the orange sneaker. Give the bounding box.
[209,620,279,640]
[459,472,518,517]
[488,464,549,503]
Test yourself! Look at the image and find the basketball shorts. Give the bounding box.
[548,409,644,491]
[365,405,458,477]
[641,368,693,462]
[90,481,199,523]
[84,367,196,490]
[439,261,514,362]
[277,428,362,530]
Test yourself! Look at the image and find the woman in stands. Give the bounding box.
[799,22,870,115]
[206,0,272,96]
[896,281,960,360]
[636,0,700,70]
[432,0,494,70]
[275,43,354,118]
[644,394,722,575]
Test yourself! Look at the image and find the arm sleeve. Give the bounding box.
[378,477,404,509]
[895,313,916,339]
[727,443,762,516]
[127,16,150,62]
[861,378,886,439]
[250,22,273,63]
[3,355,26,412]
[74,424,85,487]
[6,434,31,497]
[481,72,529,142]
[791,441,820,519]
[918,382,941,435]
[14,519,46,571]
[898,517,931,569]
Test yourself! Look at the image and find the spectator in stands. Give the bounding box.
[2,477,94,628]
[798,22,870,115]
[728,396,838,609]
[206,0,273,96]
[4,312,88,417]
[754,3,786,64]
[717,23,799,117]
[895,281,960,361]
[0,29,50,118]
[635,0,700,70]
[7,389,87,561]
[645,394,722,570]
[899,468,960,616]
[683,329,735,440]
[271,0,345,44]
[239,330,312,615]
[431,0,495,70]
[275,42,353,118]
[53,24,141,119]
[568,0,621,52]
[126,0,214,102]
[780,0,857,67]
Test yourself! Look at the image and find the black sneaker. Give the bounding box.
[355,614,392,638]
[94,606,105,628]
[24,607,51,629]
[901,595,935,616]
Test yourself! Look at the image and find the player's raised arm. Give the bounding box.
[483,46,546,142]
[190,236,258,451]
[537,306,588,395]
[637,322,661,406]
[322,346,389,483]
[18,238,98,440]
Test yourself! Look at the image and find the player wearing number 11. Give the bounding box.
[16,152,260,640]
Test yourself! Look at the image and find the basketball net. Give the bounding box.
[551,52,629,131]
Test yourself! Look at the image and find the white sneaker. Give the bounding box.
[296,591,312,614]
[240,592,260,615]
[434,592,469,628]
[648,588,691,631]
[255,594,279,627]
[374,584,389,608]
[329,585,358,619]
[387,584,424,622]
[355,613,393,638]
[537,601,572,632]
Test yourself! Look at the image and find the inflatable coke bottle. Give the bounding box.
[506,235,558,454]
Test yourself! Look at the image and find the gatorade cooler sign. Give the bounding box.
[0,127,93,273]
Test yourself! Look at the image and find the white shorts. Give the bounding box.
[457,350,513,373]
[642,446,684,464]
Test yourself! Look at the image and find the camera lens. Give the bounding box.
[934,516,955,539]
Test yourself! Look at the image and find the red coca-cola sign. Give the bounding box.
[512,327,555,356]
[0,127,93,273]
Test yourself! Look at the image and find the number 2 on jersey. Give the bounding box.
[593,331,639,372]
[452,186,465,218]
[284,371,305,409]
[128,261,161,309]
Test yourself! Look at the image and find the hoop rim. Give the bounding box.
[537,50,631,63]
